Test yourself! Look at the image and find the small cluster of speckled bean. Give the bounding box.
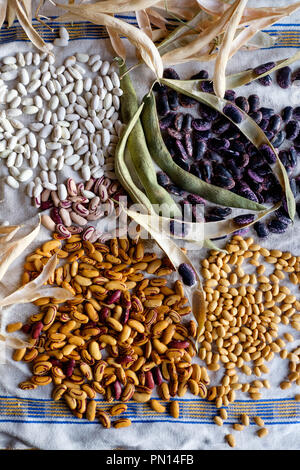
[40,175,125,241]
[10,234,198,425]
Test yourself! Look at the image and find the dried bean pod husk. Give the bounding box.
[225,49,300,89]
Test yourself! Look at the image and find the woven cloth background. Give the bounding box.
[0,0,299,450]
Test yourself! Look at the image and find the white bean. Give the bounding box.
[59,26,69,41]
[65,154,80,166]
[26,181,35,197]
[18,169,33,182]
[25,52,33,66]
[57,74,67,87]
[27,79,41,94]
[73,160,83,171]
[15,154,23,168]
[27,132,37,148]
[103,75,113,91]
[48,158,58,170]
[10,119,24,130]
[58,92,69,107]
[6,89,18,103]
[47,80,56,95]
[57,107,66,121]
[68,66,82,80]
[34,96,43,108]
[39,124,53,139]
[38,138,47,155]
[74,79,83,95]
[81,165,91,181]
[6,175,19,189]
[69,91,77,104]
[58,183,68,200]
[85,120,95,133]
[102,128,110,147]
[46,142,61,150]
[84,77,92,92]
[6,108,22,118]
[43,110,52,125]
[33,53,41,66]
[91,60,103,73]
[10,96,22,109]
[16,53,25,67]
[88,55,101,66]
[1,70,18,81]
[40,61,49,73]
[9,166,20,178]
[100,61,110,76]
[74,104,88,118]
[54,38,68,47]
[30,151,39,168]
[76,53,89,63]
[17,83,27,96]
[49,95,59,111]
[110,71,120,88]
[43,181,57,191]
[31,69,41,81]
[57,155,65,171]
[6,152,17,168]
[39,156,48,170]
[23,105,39,115]
[40,86,51,101]
[112,87,123,96]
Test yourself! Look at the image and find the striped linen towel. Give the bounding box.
[0,0,299,450]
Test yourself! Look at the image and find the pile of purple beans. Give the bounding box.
[155,65,300,239]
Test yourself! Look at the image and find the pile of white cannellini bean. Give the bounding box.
[0,28,125,210]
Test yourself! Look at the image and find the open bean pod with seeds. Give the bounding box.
[149,60,300,239]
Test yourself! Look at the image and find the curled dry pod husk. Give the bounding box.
[14,0,53,54]
[0,219,41,283]
[0,224,21,244]
[197,0,300,25]
[56,3,163,78]
[160,78,295,220]
[106,22,127,61]
[161,0,244,65]
[0,331,32,355]
[58,0,162,15]
[0,254,74,307]
[225,49,300,89]
[203,202,281,240]
[157,11,208,57]
[213,0,248,98]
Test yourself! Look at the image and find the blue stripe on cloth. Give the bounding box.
[0,395,299,425]
[0,16,299,49]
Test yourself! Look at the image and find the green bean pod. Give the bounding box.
[141,91,266,212]
[119,63,182,218]
[114,101,154,213]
